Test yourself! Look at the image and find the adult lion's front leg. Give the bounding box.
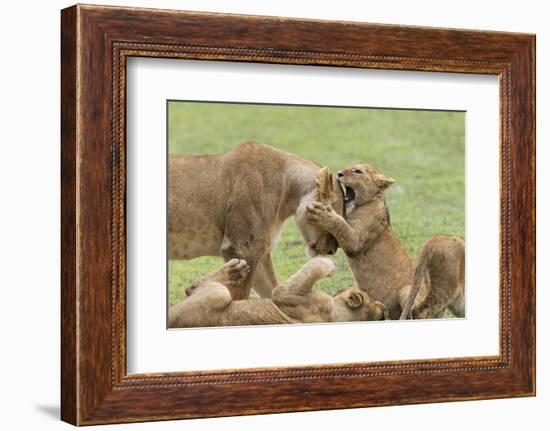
[220,236,271,299]
[220,195,275,299]
[251,254,278,298]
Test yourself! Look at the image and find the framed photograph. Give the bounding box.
[61,4,535,425]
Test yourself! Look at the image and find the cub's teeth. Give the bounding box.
[339,182,346,195]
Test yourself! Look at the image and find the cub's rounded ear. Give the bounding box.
[374,174,395,190]
[347,291,364,309]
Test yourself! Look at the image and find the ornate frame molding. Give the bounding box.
[61,5,535,425]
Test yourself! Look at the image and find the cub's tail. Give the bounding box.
[399,243,429,320]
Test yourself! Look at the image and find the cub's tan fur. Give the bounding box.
[306,163,414,319]
[307,164,464,319]
[169,142,343,300]
[399,235,465,320]
[168,257,388,328]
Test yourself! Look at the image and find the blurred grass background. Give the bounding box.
[168,101,465,307]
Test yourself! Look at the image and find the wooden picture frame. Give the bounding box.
[61,4,535,425]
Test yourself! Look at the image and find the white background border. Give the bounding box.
[126,58,500,373]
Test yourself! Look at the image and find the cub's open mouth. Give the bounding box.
[343,185,355,203]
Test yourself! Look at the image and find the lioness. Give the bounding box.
[169,142,344,300]
[168,257,388,328]
[399,235,465,320]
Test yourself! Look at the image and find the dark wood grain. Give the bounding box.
[60,5,77,425]
[60,4,536,425]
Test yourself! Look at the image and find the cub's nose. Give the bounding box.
[337,171,344,178]
[185,284,198,297]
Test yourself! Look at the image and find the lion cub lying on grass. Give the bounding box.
[168,257,388,328]
[306,163,464,320]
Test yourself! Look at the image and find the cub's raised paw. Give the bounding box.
[307,256,337,278]
[305,202,334,225]
[204,258,250,287]
[224,258,251,286]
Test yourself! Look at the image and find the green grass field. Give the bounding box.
[168,101,465,307]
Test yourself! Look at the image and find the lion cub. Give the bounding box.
[399,235,465,320]
[168,257,388,328]
[306,163,465,320]
[306,163,415,320]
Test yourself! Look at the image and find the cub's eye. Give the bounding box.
[353,169,363,174]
